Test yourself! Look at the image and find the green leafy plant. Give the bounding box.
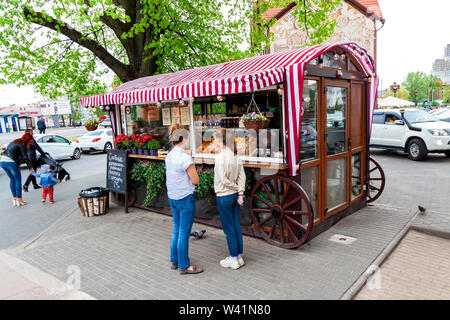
[130,160,166,206]
[146,139,161,150]
[195,171,215,199]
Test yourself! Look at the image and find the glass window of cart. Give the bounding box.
[124,104,173,143]
[300,80,318,162]
[192,89,284,162]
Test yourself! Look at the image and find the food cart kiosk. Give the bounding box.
[80,42,385,249]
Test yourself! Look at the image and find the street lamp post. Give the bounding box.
[414,90,418,107]
[390,82,401,97]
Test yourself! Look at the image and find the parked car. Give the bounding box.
[33,134,81,160]
[435,109,450,122]
[99,119,111,128]
[76,128,114,154]
[370,108,450,160]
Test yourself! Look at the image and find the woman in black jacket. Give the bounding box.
[1,133,35,206]
[22,129,45,192]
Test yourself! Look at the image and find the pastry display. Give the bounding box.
[196,138,220,154]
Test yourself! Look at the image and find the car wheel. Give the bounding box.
[444,151,450,158]
[104,142,113,152]
[71,148,81,160]
[407,139,427,161]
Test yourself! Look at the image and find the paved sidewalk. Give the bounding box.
[0,258,56,300]
[355,230,450,300]
[11,203,417,300]
[0,252,94,300]
[411,210,450,239]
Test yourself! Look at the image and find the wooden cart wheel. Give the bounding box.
[249,175,313,249]
[367,157,385,203]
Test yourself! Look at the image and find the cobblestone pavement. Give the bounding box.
[12,203,416,300]
[354,230,450,300]
[411,211,450,239]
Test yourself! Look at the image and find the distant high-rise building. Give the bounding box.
[432,44,450,84]
[445,44,450,62]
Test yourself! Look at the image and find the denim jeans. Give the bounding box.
[1,161,22,198]
[217,193,243,258]
[168,193,196,270]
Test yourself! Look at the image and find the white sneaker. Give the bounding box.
[238,255,245,267]
[220,256,240,270]
[13,199,19,207]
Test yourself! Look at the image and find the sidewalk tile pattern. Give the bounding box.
[355,230,450,300]
[16,204,416,300]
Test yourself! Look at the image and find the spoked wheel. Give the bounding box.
[249,175,313,249]
[367,157,385,203]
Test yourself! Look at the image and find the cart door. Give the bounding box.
[323,81,350,216]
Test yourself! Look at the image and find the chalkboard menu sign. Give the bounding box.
[106,150,128,213]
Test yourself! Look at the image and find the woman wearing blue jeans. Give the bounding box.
[213,129,246,270]
[165,123,202,275]
[1,133,35,207]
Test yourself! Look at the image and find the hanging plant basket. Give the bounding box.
[85,124,98,131]
[242,92,269,132]
[244,120,264,131]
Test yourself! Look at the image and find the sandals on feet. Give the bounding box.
[179,266,203,275]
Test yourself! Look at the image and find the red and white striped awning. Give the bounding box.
[81,41,377,176]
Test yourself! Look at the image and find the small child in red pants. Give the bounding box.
[32,164,60,204]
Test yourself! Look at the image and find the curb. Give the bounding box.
[339,209,420,300]
[410,225,450,240]
[0,252,96,300]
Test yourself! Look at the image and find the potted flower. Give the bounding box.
[141,134,154,155]
[85,119,99,131]
[241,112,269,131]
[146,139,161,156]
[114,134,128,150]
[129,133,141,154]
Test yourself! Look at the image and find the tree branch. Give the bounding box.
[23,6,134,82]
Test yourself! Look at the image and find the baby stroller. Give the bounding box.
[37,153,71,182]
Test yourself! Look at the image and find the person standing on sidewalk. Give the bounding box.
[37,117,46,134]
[165,123,203,275]
[23,129,44,192]
[213,128,246,270]
[1,133,35,207]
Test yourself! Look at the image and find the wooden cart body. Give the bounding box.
[81,42,385,248]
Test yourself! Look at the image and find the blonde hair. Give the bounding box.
[169,123,189,146]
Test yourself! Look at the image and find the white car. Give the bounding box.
[76,129,114,154]
[34,134,81,160]
[99,119,111,128]
[370,108,450,160]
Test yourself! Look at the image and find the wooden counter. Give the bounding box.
[128,154,289,170]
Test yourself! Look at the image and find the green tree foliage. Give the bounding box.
[0,0,340,99]
[384,87,410,101]
[444,86,450,104]
[402,72,442,102]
